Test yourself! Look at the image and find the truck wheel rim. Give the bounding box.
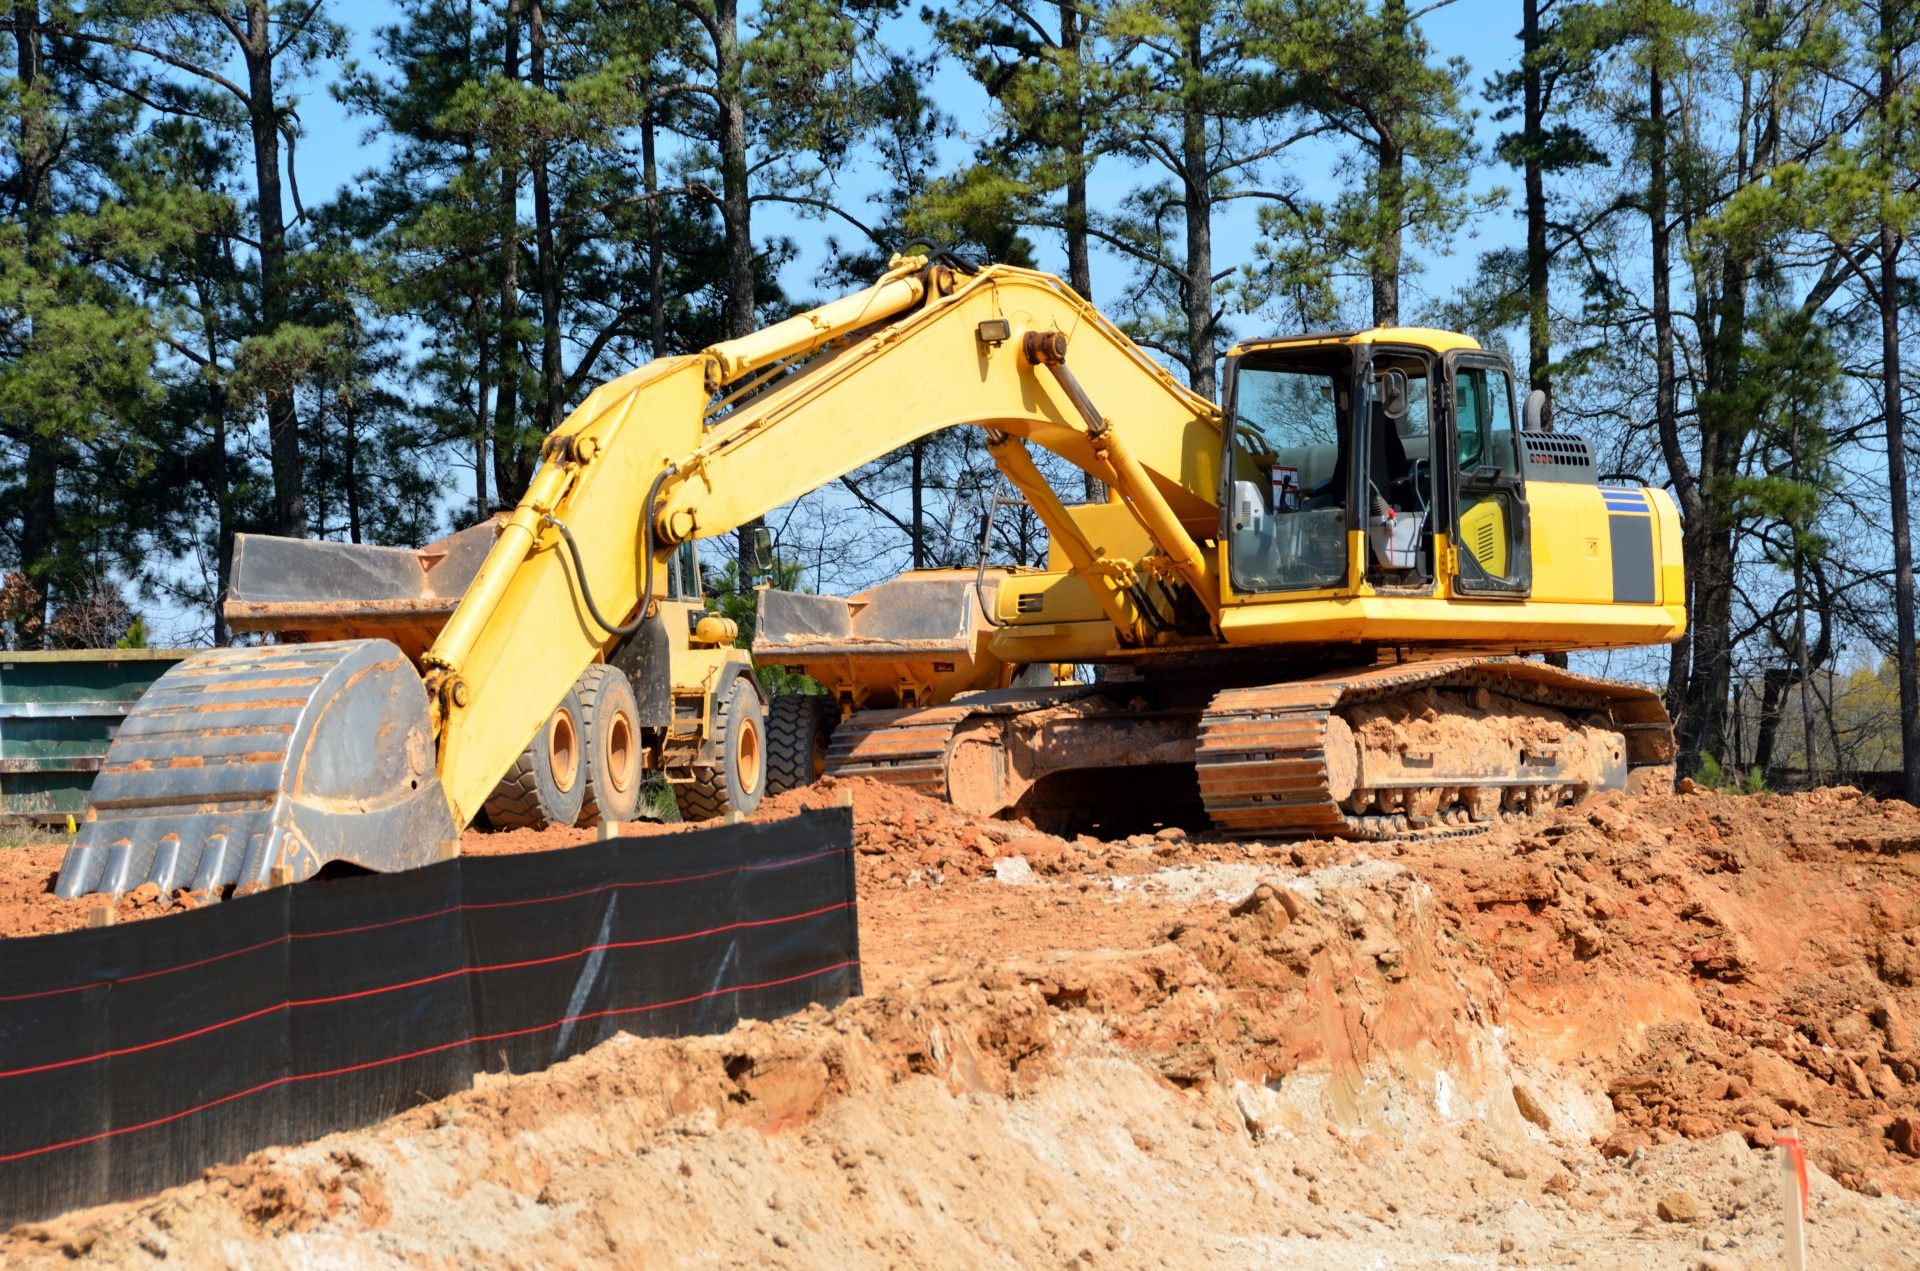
[737,714,763,794]
[549,709,580,793]
[607,710,636,794]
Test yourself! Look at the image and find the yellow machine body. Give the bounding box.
[60,261,1688,900]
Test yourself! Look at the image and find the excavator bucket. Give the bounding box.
[54,639,458,900]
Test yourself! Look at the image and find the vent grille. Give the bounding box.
[1474,519,1497,564]
[1016,593,1044,615]
[1520,431,1594,467]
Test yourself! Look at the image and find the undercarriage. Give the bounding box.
[823,655,1675,840]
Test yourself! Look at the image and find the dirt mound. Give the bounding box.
[1389,786,1920,1197]
[4,780,1920,1265]
[8,783,1920,1267]
[0,843,96,938]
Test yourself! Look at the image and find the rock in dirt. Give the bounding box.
[1891,1114,1920,1159]
[1656,1191,1705,1223]
[1511,1083,1552,1132]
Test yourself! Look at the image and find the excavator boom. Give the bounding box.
[56,260,1227,897]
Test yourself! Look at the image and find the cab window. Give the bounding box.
[1450,362,1526,591]
[1224,353,1351,593]
[1455,367,1516,476]
[666,540,701,601]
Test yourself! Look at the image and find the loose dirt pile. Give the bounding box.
[3,780,1918,1267]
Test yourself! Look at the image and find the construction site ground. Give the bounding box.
[3,780,1920,1268]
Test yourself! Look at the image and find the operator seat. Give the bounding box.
[1308,402,1409,510]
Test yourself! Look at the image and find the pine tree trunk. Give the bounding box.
[1370,0,1408,327]
[1371,134,1403,327]
[1061,1,1090,302]
[344,394,362,545]
[910,441,926,569]
[1677,64,1764,773]
[644,111,666,354]
[1884,221,1918,797]
[715,0,754,341]
[206,299,233,646]
[1881,14,1919,801]
[712,0,762,584]
[464,55,490,523]
[1181,22,1213,399]
[494,0,529,502]
[1648,58,1694,725]
[243,0,305,538]
[471,291,490,521]
[1062,0,1102,503]
[13,0,56,645]
[1521,0,1550,411]
[529,0,564,433]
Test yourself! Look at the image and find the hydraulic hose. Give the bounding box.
[896,236,980,274]
[544,462,678,638]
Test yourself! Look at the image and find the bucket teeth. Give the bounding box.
[56,639,457,900]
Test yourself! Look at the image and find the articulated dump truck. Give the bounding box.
[57,255,1685,899]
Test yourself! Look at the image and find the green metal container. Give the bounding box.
[0,650,191,824]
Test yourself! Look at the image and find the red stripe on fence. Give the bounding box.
[0,958,860,1164]
[0,937,288,1005]
[0,845,846,1003]
[0,901,853,1081]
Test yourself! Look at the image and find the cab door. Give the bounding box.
[1441,352,1532,598]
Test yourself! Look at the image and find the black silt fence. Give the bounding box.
[0,808,860,1228]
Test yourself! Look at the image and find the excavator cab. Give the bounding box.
[1220,332,1532,603]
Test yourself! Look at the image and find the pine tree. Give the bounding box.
[1096,0,1300,397]
[1485,0,1611,410]
[926,0,1112,297]
[63,0,352,540]
[1253,0,1492,327]
[2,3,208,641]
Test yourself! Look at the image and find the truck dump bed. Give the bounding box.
[754,570,1015,710]
[222,520,500,661]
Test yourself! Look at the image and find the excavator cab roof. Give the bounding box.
[1229,327,1486,358]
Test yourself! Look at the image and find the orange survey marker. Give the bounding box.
[1777,1128,1808,1270]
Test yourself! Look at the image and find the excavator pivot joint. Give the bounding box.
[1021,329,1067,367]
[657,506,697,545]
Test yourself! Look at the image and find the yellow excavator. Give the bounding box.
[56,254,1683,898]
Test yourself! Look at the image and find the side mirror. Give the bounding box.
[1373,368,1409,420]
[1524,388,1550,432]
[749,526,774,576]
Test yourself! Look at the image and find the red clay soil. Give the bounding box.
[3,779,1920,1266]
[461,776,1920,1198]
[4,777,1920,1204]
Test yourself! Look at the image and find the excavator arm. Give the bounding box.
[56,260,1224,897]
[419,260,1223,826]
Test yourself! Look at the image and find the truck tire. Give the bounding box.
[767,694,835,795]
[577,664,643,826]
[676,676,766,822]
[482,687,587,830]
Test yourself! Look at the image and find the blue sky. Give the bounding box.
[137,0,1539,640]
[298,0,1528,332]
